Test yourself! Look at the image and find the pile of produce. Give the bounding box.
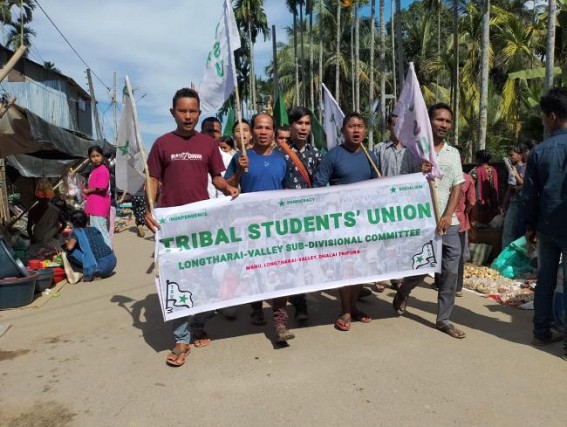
[463,264,535,306]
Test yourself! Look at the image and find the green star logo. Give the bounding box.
[416,256,423,263]
[279,200,285,207]
[390,187,397,193]
[117,140,130,155]
[178,294,188,304]
[159,218,166,225]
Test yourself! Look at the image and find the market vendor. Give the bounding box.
[27,190,67,248]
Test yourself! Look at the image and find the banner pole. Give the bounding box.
[124,75,153,211]
[427,179,442,231]
[360,143,382,178]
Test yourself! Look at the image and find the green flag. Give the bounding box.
[223,107,235,136]
[273,90,289,129]
[310,113,326,152]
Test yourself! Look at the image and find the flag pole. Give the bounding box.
[226,4,248,171]
[360,143,382,178]
[428,178,442,230]
[124,75,153,210]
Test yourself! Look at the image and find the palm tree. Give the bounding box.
[286,0,300,104]
[368,0,376,145]
[234,0,270,113]
[478,0,491,150]
[5,20,35,51]
[1,0,35,49]
[545,0,556,89]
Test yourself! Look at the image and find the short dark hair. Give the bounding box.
[172,88,200,109]
[475,149,492,164]
[288,106,312,124]
[509,145,523,155]
[342,112,366,128]
[276,125,290,137]
[521,139,538,150]
[232,118,250,133]
[202,117,221,128]
[540,87,567,120]
[251,112,274,129]
[387,114,398,126]
[70,209,88,228]
[428,103,453,120]
[220,135,235,148]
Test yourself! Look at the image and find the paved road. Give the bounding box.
[1,228,567,426]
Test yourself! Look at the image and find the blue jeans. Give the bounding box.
[533,233,567,345]
[68,251,117,278]
[401,225,461,326]
[502,200,526,249]
[171,312,209,344]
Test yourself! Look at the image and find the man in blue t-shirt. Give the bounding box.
[225,113,295,344]
[313,112,378,332]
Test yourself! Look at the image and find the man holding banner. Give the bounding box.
[313,112,378,331]
[274,106,322,322]
[392,103,466,339]
[145,88,239,367]
[224,112,297,343]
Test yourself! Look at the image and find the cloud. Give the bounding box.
[26,0,292,146]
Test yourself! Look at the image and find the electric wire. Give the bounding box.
[34,0,111,92]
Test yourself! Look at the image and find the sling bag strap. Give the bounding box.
[278,141,312,188]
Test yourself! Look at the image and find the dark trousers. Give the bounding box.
[399,225,461,326]
[250,297,289,326]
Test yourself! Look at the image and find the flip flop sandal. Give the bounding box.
[352,311,372,323]
[374,283,386,293]
[166,344,190,367]
[275,326,295,342]
[436,323,466,339]
[192,330,211,348]
[335,314,351,331]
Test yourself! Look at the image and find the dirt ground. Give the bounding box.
[1,227,567,427]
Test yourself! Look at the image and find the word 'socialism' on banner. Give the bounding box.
[154,173,442,321]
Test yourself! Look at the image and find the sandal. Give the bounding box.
[374,282,385,293]
[192,329,211,348]
[166,343,190,367]
[436,323,466,339]
[335,313,351,331]
[275,325,295,342]
[352,311,372,323]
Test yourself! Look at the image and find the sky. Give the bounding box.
[22,0,404,149]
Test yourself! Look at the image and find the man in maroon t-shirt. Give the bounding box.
[145,88,239,368]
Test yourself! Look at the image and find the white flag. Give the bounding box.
[115,76,146,194]
[393,63,442,178]
[198,0,241,112]
[322,83,344,150]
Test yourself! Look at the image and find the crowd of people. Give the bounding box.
[138,86,567,367]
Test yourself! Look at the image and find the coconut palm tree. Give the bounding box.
[234,0,270,113]
[545,0,556,89]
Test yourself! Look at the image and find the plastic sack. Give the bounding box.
[491,236,535,279]
[35,177,54,199]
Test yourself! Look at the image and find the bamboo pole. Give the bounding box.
[360,143,382,178]
[124,76,153,209]
[0,45,27,83]
[428,179,442,232]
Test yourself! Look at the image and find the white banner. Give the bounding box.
[198,0,241,112]
[115,76,145,194]
[393,62,442,178]
[322,83,345,150]
[154,173,442,321]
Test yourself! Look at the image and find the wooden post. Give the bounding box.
[360,143,382,178]
[0,46,27,83]
[86,69,104,140]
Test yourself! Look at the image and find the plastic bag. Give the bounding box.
[35,177,54,199]
[491,236,535,279]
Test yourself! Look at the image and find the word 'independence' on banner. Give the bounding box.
[154,173,442,321]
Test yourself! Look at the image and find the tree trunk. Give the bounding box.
[355,1,360,112]
[545,0,556,90]
[379,0,386,141]
[294,9,300,104]
[319,0,323,122]
[248,19,256,113]
[309,1,314,113]
[395,0,404,88]
[478,0,490,151]
[351,15,355,111]
[436,0,441,101]
[335,1,341,104]
[391,0,396,96]
[369,0,376,148]
[452,0,459,146]
[300,2,306,105]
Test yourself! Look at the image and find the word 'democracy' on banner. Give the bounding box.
[154,173,442,321]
